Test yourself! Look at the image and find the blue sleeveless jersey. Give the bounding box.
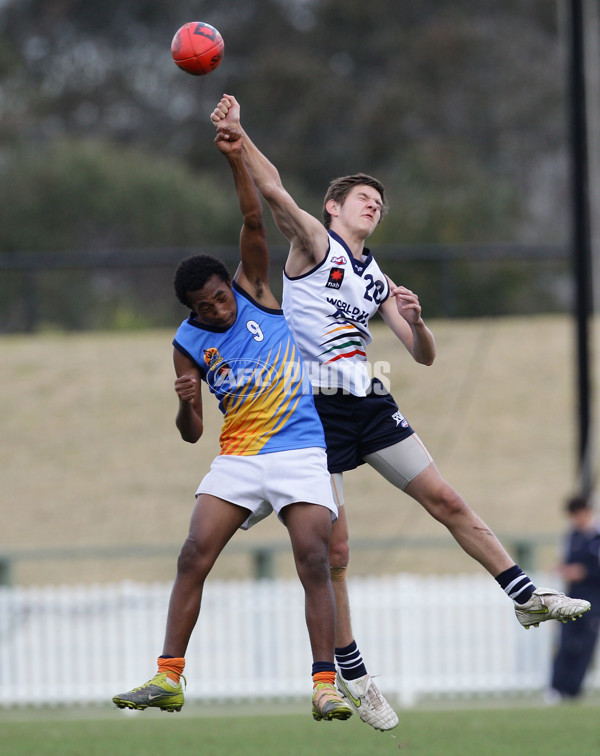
[172,281,325,456]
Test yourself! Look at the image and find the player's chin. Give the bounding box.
[360,218,377,233]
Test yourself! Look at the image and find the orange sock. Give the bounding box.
[312,670,336,687]
[158,656,185,684]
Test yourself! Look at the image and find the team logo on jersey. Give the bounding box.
[326,267,345,289]
[203,347,231,379]
[204,352,279,398]
[331,255,347,265]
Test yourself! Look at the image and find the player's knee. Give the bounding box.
[295,548,330,584]
[329,537,349,570]
[431,487,468,523]
[177,536,213,578]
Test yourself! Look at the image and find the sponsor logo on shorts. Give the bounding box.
[326,268,345,289]
[391,410,409,428]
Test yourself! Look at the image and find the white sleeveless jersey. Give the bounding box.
[282,230,390,396]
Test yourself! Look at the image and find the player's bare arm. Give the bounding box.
[214,126,279,309]
[211,94,329,277]
[173,349,204,443]
[379,282,436,366]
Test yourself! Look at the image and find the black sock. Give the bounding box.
[495,564,536,604]
[335,640,367,681]
[311,661,336,676]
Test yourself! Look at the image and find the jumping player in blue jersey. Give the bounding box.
[112,118,352,723]
[211,94,591,732]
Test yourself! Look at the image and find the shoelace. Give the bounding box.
[364,680,385,709]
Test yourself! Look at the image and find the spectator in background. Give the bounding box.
[549,496,600,701]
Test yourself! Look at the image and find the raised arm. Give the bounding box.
[214,124,279,308]
[211,94,329,277]
[379,280,436,366]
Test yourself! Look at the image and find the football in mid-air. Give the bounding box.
[171,22,224,76]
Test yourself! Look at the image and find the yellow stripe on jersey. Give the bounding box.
[222,342,302,455]
[236,341,304,452]
[323,323,356,334]
[219,338,305,455]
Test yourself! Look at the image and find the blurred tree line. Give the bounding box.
[0,0,578,329]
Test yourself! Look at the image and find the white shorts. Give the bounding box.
[196,447,338,530]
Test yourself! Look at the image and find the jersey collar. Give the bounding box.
[329,230,373,276]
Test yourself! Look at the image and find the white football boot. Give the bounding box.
[336,673,398,731]
[514,588,591,629]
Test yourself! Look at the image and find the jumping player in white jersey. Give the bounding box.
[211,94,591,731]
[112,118,353,723]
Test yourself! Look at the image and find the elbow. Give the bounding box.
[414,349,436,366]
[176,419,203,444]
[243,208,265,231]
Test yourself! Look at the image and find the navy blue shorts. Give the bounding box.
[313,379,414,473]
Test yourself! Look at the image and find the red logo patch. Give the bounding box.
[326,267,345,289]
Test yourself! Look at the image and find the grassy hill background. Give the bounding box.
[1,314,587,586]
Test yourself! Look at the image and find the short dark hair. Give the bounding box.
[173,254,231,307]
[565,495,591,514]
[322,173,388,229]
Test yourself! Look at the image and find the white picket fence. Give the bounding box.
[1,573,598,708]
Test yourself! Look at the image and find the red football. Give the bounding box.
[171,22,224,76]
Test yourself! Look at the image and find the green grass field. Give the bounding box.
[1,702,599,756]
